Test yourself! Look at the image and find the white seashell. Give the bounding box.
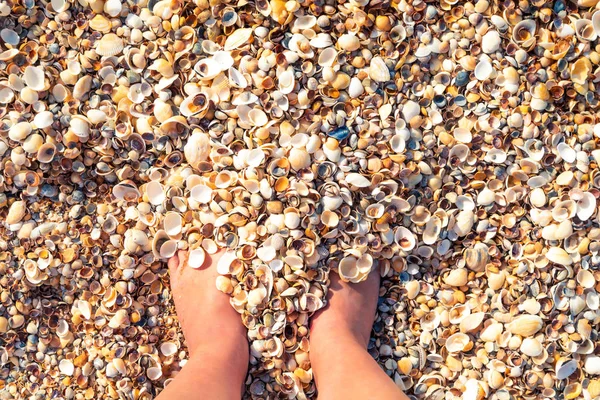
[23,66,45,91]
[338,256,359,283]
[59,359,74,376]
[224,28,253,51]
[160,342,178,357]
[575,18,597,42]
[445,333,470,353]
[453,210,474,236]
[22,134,43,154]
[405,280,420,300]
[348,77,364,98]
[70,116,90,138]
[104,0,122,17]
[444,268,468,287]
[278,69,295,94]
[190,184,212,203]
[257,246,276,262]
[193,58,222,80]
[585,356,600,375]
[481,30,501,53]
[474,59,493,81]
[163,212,182,237]
[453,128,472,144]
[576,192,596,221]
[33,111,54,129]
[9,121,32,142]
[576,269,595,289]
[310,33,333,48]
[147,367,163,381]
[96,34,124,57]
[520,338,543,357]
[346,173,371,187]
[480,322,503,342]
[217,251,238,275]
[184,131,211,169]
[507,315,543,337]
[369,57,390,82]
[395,226,416,251]
[557,143,576,163]
[7,200,27,225]
[460,312,485,333]
[477,188,495,206]
[593,10,600,36]
[546,247,573,266]
[51,0,69,12]
[402,100,420,122]
[146,181,165,205]
[337,33,360,51]
[249,109,268,126]
[188,248,206,269]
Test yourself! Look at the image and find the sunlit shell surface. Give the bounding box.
[2,0,600,399]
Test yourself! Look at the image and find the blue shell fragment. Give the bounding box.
[327,126,350,141]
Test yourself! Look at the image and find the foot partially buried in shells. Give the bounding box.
[310,268,381,349]
[167,249,249,362]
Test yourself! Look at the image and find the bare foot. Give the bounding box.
[157,249,249,399]
[168,248,249,364]
[310,269,380,348]
[308,269,406,399]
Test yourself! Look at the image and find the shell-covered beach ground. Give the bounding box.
[2,0,600,398]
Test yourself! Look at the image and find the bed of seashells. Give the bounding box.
[3,0,600,398]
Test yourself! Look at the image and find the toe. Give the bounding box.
[167,253,179,273]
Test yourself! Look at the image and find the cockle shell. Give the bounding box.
[507,315,543,337]
[369,57,390,82]
[96,34,124,56]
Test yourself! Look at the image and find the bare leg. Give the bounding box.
[156,249,249,400]
[310,270,409,400]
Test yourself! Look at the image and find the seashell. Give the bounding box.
[585,356,600,375]
[337,34,360,51]
[405,280,420,300]
[346,173,371,188]
[145,181,165,206]
[152,230,178,259]
[556,359,578,380]
[464,243,488,272]
[339,256,359,283]
[453,210,474,236]
[225,28,253,51]
[23,66,45,91]
[147,367,163,381]
[575,192,596,221]
[460,312,485,333]
[444,268,468,287]
[576,269,595,288]
[571,57,591,86]
[104,0,122,17]
[193,58,222,80]
[22,134,43,154]
[480,322,503,342]
[113,181,140,202]
[164,212,182,237]
[348,77,364,98]
[593,10,600,36]
[395,227,416,251]
[481,30,501,53]
[0,29,19,46]
[507,315,543,337]
[96,34,124,57]
[512,20,537,47]
[520,338,543,357]
[446,333,471,353]
[546,247,573,266]
[474,59,493,81]
[160,342,178,357]
[188,248,206,269]
[51,0,69,12]
[575,19,597,42]
[184,131,211,170]
[7,200,27,224]
[89,14,112,33]
[369,57,390,82]
[59,359,74,376]
[9,121,32,142]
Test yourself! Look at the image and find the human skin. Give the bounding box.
[157,250,408,400]
[309,270,410,400]
[156,249,249,400]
